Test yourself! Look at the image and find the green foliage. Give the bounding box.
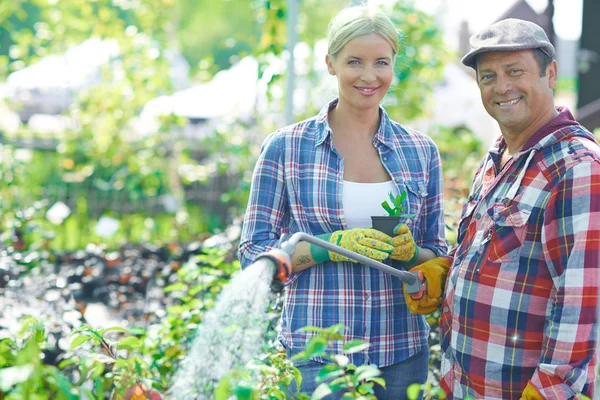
[384,1,453,122]
[0,317,79,399]
[381,189,415,218]
[429,125,486,245]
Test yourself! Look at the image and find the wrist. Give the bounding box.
[310,233,332,263]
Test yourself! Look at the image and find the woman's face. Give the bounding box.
[326,33,395,113]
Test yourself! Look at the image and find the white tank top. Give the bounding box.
[343,180,399,229]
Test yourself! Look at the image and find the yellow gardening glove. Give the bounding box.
[520,383,543,400]
[390,224,418,265]
[311,228,394,263]
[403,256,452,314]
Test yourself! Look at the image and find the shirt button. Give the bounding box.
[364,293,370,300]
[475,212,481,219]
[383,156,387,161]
[395,178,400,183]
[445,351,452,360]
[443,306,449,313]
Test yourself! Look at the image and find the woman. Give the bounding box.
[238,6,446,399]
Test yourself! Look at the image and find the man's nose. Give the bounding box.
[494,74,513,95]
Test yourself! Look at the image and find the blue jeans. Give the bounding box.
[287,347,429,400]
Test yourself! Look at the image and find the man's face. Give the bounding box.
[476,50,557,137]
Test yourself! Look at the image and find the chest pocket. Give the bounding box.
[403,180,428,232]
[487,204,531,265]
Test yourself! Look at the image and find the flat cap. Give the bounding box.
[461,18,555,69]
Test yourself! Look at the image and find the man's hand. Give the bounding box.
[311,228,394,263]
[390,224,418,265]
[403,256,452,314]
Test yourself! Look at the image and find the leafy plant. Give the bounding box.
[381,190,414,218]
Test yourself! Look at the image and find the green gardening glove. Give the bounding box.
[310,228,394,263]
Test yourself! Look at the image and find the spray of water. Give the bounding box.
[168,258,277,399]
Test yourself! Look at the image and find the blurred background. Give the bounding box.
[0,0,599,397]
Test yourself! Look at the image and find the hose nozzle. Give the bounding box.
[255,249,292,293]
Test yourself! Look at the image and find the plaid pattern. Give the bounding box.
[440,108,600,399]
[238,99,447,366]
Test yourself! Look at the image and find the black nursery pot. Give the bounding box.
[371,215,406,270]
[370,216,400,236]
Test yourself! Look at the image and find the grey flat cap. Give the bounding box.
[461,18,555,69]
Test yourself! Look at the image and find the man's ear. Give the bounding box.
[547,60,558,89]
[325,54,335,76]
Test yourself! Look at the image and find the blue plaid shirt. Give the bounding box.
[238,99,447,366]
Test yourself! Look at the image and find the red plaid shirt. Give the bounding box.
[440,107,600,399]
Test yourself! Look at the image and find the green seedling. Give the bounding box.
[381,190,415,218]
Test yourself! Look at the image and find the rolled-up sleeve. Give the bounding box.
[238,133,288,269]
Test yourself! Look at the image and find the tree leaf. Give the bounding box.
[89,354,116,364]
[164,282,187,292]
[116,336,142,350]
[69,335,93,352]
[311,383,333,400]
[342,339,370,354]
[370,377,386,389]
[316,363,343,384]
[98,326,130,336]
[354,364,381,382]
[304,337,327,358]
[406,383,423,400]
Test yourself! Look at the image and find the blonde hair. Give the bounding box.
[327,6,400,58]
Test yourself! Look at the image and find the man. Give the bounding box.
[404,19,600,399]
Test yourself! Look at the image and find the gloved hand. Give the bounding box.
[520,383,543,400]
[403,256,452,314]
[390,224,419,266]
[310,228,394,263]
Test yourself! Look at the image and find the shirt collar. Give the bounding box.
[314,98,395,147]
[489,106,582,157]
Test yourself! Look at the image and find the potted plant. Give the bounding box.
[371,190,415,269]
[371,190,414,236]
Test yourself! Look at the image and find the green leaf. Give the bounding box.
[381,201,395,216]
[58,357,78,369]
[354,364,381,382]
[291,366,302,391]
[0,365,33,391]
[98,326,130,336]
[80,389,96,400]
[406,383,422,400]
[312,383,333,400]
[116,336,142,350]
[357,383,375,395]
[297,326,324,334]
[370,377,386,388]
[214,377,231,400]
[164,282,187,292]
[89,354,116,364]
[234,384,253,400]
[342,339,370,354]
[94,377,105,400]
[304,337,328,358]
[316,363,343,384]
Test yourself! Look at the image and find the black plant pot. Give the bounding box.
[371,215,406,271]
[370,216,400,236]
